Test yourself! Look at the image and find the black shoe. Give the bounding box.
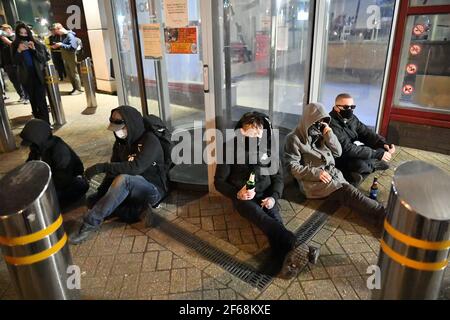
[374,160,390,171]
[279,243,311,279]
[69,222,99,245]
[77,89,84,93]
[308,245,320,264]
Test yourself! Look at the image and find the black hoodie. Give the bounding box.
[98,106,167,196]
[214,112,283,201]
[20,119,84,191]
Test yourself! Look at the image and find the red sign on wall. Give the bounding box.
[402,84,414,95]
[406,63,417,75]
[409,44,422,56]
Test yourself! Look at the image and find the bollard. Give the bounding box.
[80,57,97,114]
[0,161,79,300]
[0,84,16,153]
[373,160,450,300]
[45,62,66,127]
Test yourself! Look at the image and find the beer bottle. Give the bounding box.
[369,177,379,200]
[246,172,256,191]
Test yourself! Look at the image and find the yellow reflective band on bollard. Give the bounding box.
[0,215,63,246]
[380,239,448,271]
[384,219,450,250]
[45,76,59,85]
[4,233,68,266]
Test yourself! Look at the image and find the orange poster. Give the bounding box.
[164,27,198,54]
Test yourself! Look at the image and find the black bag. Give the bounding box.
[143,115,174,189]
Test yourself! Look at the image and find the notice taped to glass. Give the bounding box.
[142,23,162,59]
[164,0,188,28]
[164,27,198,54]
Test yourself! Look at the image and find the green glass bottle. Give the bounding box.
[246,172,256,191]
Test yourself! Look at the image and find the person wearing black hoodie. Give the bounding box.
[20,119,89,208]
[69,106,168,245]
[215,112,318,279]
[12,23,50,124]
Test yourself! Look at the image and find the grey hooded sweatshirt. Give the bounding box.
[285,103,347,199]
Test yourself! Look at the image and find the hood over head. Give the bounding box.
[20,119,52,149]
[109,105,145,145]
[297,102,330,144]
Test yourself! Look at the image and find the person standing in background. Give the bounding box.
[12,23,50,124]
[46,24,66,82]
[51,23,83,95]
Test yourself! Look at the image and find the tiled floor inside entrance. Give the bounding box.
[0,83,449,300]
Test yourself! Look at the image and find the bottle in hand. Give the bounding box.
[246,172,256,191]
[369,177,379,200]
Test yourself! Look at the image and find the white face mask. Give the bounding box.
[115,128,127,139]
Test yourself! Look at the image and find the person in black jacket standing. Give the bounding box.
[12,23,50,124]
[20,119,89,208]
[215,112,317,279]
[329,93,396,185]
[70,106,168,245]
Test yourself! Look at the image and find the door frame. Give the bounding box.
[380,1,450,137]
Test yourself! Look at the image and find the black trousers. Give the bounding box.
[233,198,296,259]
[328,183,385,219]
[4,65,27,99]
[57,176,89,209]
[22,69,50,124]
[52,51,66,80]
[336,157,379,176]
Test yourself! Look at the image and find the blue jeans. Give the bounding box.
[84,174,162,226]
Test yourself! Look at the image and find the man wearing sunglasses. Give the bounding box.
[329,93,395,186]
[69,106,168,244]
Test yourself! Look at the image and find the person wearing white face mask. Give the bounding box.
[69,106,168,245]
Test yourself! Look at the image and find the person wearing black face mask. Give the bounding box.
[12,23,50,124]
[329,93,396,186]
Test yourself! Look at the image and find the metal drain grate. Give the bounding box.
[154,214,273,290]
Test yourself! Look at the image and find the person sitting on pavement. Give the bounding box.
[329,93,396,186]
[215,112,319,279]
[285,102,386,229]
[20,119,89,209]
[69,106,168,245]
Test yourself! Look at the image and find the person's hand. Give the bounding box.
[384,144,396,155]
[84,163,106,181]
[237,185,256,201]
[320,170,332,184]
[261,197,275,209]
[17,42,28,53]
[322,123,332,135]
[27,41,35,50]
[381,151,392,162]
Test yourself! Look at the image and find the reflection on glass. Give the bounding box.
[319,0,396,128]
[394,14,450,113]
[410,0,450,6]
[225,0,311,130]
[112,0,142,110]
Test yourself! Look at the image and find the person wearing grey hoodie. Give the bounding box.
[284,103,386,227]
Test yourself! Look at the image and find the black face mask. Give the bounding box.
[340,109,353,119]
[18,35,31,41]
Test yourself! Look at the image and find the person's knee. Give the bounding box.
[112,174,131,188]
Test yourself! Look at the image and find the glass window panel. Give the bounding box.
[111,0,143,110]
[318,0,396,128]
[394,14,450,114]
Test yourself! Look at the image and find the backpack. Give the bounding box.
[142,114,174,190]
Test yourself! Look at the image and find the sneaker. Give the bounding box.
[69,222,100,245]
[279,243,311,279]
[374,160,390,171]
[69,89,82,95]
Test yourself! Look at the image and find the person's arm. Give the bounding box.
[323,128,342,158]
[214,163,239,199]
[29,41,49,64]
[356,119,387,150]
[284,135,322,181]
[332,125,383,160]
[59,33,77,50]
[104,133,160,176]
[50,143,73,188]
[0,36,12,46]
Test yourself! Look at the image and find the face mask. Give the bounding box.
[115,128,127,139]
[18,35,30,41]
[340,108,353,119]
